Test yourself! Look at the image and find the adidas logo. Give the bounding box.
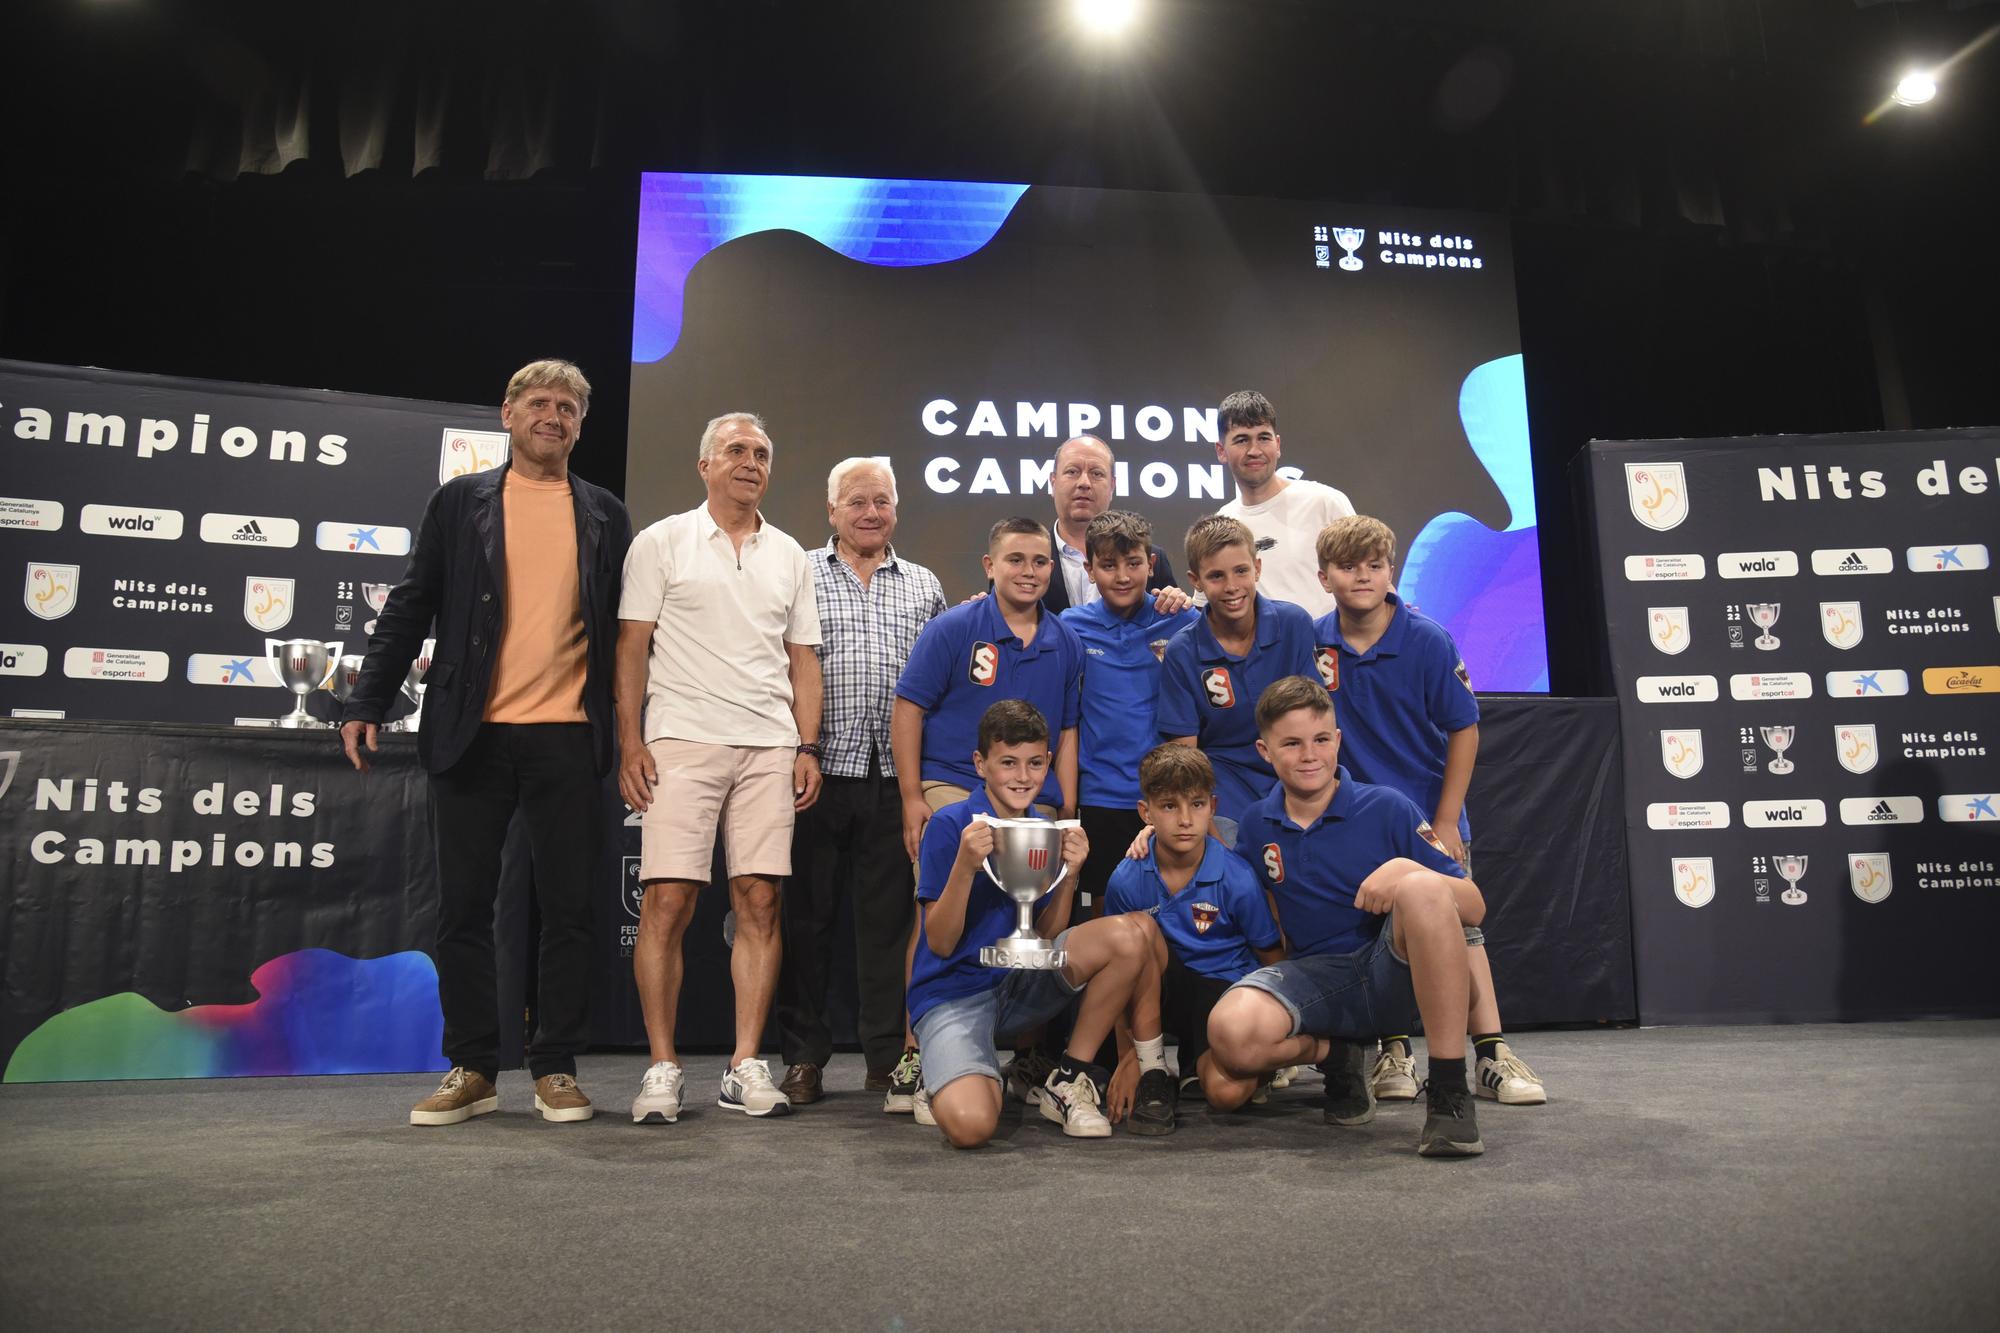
[233,520,270,543]
[1837,551,1868,571]
[1864,799,1901,823]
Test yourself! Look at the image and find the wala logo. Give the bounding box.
[1660,729,1704,779]
[1820,601,1863,650]
[24,563,79,620]
[1718,550,1800,580]
[1636,674,1718,703]
[1647,607,1690,655]
[1742,799,1827,828]
[1825,669,1909,698]
[1622,553,1705,582]
[1838,796,1922,826]
[79,503,184,541]
[1202,667,1236,709]
[1834,723,1878,774]
[0,644,49,677]
[1261,843,1285,883]
[1646,801,1731,831]
[1672,858,1714,909]
[1314,646,1339,690]
[242,576,295,633]
[1848,854,1893,904]
[1624,462,1688,531]
[1810,547,1893,576]
[967,641,998,686]
[438,428,510,484]
[1905,543,1990,573]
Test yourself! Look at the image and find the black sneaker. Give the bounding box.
[1319,1039,1376,1126]
[883,1048,921,1114]
[1004,1048,1055,1104]
[1418,1079,1485,1158]
[1127,1067,1179,1136]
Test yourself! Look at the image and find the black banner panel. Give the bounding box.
[1588,431,2000,1024]
[0,359,504,725]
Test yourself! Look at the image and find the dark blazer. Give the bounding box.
[1039,525,1179,615]
[343,464,634,776]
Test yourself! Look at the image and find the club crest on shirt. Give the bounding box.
[1190,902,1220,935]
[968,641,999,686]
[1418,821,1449,855]
[1149,638,1172,661]
[1202,666,1236,708]
[1454,660,1473,693]
[1314,646,1339,690]
[1261,843,1284,882]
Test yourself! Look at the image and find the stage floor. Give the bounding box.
[4,1023,1997,1331]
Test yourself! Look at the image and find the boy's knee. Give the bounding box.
[1205,994,1264,1065]
[942,1115,996,1149]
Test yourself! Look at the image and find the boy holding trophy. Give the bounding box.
[909,699,1167,1147]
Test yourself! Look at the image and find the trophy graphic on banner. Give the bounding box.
[976,814,1081,970]
[1746,602,1781,650]
[1759,724,1796,775]
[393,637,436,733]
[1776,854,1808,906]
[361,582,391,635]
[1332,226,1366,271]
[327,654,367,711]
[266,638,343,728]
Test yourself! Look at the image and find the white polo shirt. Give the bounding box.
[1218,478,1356,618]
[620,504,822,747]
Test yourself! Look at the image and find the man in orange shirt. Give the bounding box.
[341,359,633,1127]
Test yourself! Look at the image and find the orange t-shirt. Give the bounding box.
[483,471,589,724]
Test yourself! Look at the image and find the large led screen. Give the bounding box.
[627,173,1548,691]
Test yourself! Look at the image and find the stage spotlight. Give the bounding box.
[1892,70,1938,106]
[1073,0,1140,37]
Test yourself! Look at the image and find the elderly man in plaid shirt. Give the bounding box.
[775,458,947,1106]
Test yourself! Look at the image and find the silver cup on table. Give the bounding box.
[266,638,343,728]
[327,654,367,710]
[976,814,1081,970]
[393,637,436,733]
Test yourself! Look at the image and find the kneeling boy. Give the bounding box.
[1104,745,1285,1132]
[1204,676,1490,1158]
[909,699,1166,1147]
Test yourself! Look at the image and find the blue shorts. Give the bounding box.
[1231,926,1416,1040]
[913,930,1081,1093]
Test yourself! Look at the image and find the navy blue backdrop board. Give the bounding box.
[1588,431,2000,1025]
[0,359,508,725]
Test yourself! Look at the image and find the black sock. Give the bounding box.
[1381,1035,1412,1058]
[1055,1056,1105,1088]
[1427,1056,1468,1093]
[1472,1033,1506,1062]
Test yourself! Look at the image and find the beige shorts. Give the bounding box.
[641,739,795,883]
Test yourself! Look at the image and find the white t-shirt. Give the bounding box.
[619,505,822,747]
[1218,478,1356,618]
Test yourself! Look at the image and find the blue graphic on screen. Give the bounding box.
[633,173,1030,363]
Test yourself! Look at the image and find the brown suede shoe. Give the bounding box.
[864,1068,894,1094]
[409,1068,498,1126]
[779,1062,823,1105]
[534,1073,595,1122]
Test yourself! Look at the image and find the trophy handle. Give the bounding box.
[320,640,345,689]
[1045,819,1082,894]
[265,637,286,678]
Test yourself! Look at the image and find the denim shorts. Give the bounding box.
[913,930,1081,1093]
[1231,927,1416,1040]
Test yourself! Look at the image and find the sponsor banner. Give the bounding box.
[1837,796,1923,826]
[1647,801,1731,831]
[1623,553,1705,581]
[1728,672,1813,701]
[0,643,50,677]
[1810,547,1893,576]
[1904,543,1989,573]
[0,498,65,532]
[60,647,170,682]
[1922,666,1997,696]
[1717,550,1798,579]
[11,708,66,718]
[78,504,184,541]
[1636,674,1718,703]
[1824,668,1910,698]
[199,513,301,549]
[314,522,413,557]
[185,653,281,687]
[1741,799,1827,829]
[1937,794,1999,823]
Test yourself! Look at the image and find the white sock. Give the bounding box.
[1134,1035,1167,1073]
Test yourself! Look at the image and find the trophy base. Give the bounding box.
[1767,759,1794,775]
[980,942,1068,971]
[1781,888,1808,906]
[274,711,324,729]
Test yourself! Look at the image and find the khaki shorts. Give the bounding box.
[641,739,795,883]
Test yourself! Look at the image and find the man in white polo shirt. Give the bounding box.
[616,411,824,1122]
[1214,389,1355,618]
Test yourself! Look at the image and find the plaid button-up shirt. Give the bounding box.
[809,538,946,778]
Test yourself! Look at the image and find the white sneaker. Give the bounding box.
[1038,1068,1112,1138]
[913,1083,937,1127]
[718,1057,792,1117]
[632,1060,684,1124]
[1270,1064,1299,1089]
[1371,1045,1419,1101]
[1476,1043,1548,1105]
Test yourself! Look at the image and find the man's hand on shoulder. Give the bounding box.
[1151,585,1192,615]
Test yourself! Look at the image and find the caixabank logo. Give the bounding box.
[1905,543,1989,573]
[1938,794,1998,823]
[314,522,412,556]
[1825,669,1909,699]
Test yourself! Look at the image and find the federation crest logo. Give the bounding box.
[968,641,999,686]
[243,576,295,633]
[24,562,79,621]
[1660,729,1704,779]
[1820,601,1862,651]
[438,428,510,484]
[1647,607,1690,655]
[1625,462,1688,532]
[623,857,645,920]
[1190,902,1220,934]
[1672,857,1714,909]
[0,750,17,803]
[1261,843,1284,883]
[1834,723,1877,775]
[1202,667,1236,708]
[1848,854,1892,904]
[1314,646,1339,690]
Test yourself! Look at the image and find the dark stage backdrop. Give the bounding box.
[1588,431,2000,1024]
[626,175,1551,692]
[0,359,518,725]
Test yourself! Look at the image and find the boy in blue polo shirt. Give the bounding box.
[1204,675,1490,1158]
[1156,515,1317,841]
[1313,516,1545,1108]
[1103,744,1283,1133]
[909,699,1168,1147]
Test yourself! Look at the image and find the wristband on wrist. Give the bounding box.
[797,743,823,759]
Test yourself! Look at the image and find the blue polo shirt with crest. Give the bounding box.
[1237,767,1466,959]
[897,594,1084,808]
[1063,598,1202,809]
[1105,835,1280,982]
[1155,594,1318,820]
[1311,593,1481,842]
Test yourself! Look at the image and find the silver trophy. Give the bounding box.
[392,637,436,733]
[266,638,343,728]
[1747,602,1781,650]
[327,654,367,709]
[1776,854,1808,906]
[1332,226,1366,271]
[1759,724,1796,775]
[976,814,1081,970]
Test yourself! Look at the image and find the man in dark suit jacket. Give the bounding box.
[341,358,633,1128]
[1042,435,1181,613]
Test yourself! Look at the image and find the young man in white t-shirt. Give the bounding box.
[1213,389,1355,618]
